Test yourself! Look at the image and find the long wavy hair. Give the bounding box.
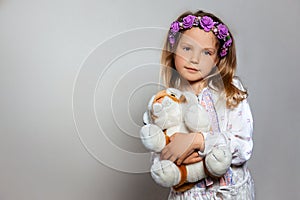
[160,10,248,108]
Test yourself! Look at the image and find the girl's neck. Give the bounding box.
[191,80,208,95]
[181,80,208,95]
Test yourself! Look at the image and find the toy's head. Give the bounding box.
[149,88,186,129]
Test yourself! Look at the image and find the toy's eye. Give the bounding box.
[170,93,176,97]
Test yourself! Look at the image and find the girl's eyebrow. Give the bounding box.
[203,47,216,52]
[180,41,216,51]
[180,39,216,50]
[179,41,193,46]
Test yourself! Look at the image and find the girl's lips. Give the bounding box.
[184,66,199,72]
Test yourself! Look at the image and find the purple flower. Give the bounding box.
[217,24,229,39]
[220,48,227,57]
[182,15,196,28]
[170,21,180,33]
[200,16,215,32]
[224,37,232,47]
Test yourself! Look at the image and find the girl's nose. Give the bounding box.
[190,52,200,65]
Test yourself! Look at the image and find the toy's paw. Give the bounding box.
[140,124,166,152]
[205,146,232,177]
[151,160,181,187]
[184,104,210,132]
[182,91,198,105]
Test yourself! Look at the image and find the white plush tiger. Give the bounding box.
[140,88,232,192]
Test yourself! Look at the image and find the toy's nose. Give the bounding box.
[153,90,167,103]
[155,96,164,103]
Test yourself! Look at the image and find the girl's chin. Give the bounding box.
[180,78,203,85]
[183,75,203,83]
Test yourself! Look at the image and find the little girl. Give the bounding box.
[143,10,255,199]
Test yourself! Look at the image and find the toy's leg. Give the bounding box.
[185,161,206,183]
[151,160,181,187]
[151,160,205,191]
[176,146,232,191]
[172,164,198,192]
[151,146,232,191]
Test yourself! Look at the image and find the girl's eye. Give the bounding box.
[203,50,212,56]
[183,47,191,51]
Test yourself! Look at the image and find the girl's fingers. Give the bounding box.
[183,156,202,164]
[161,132,197,163]
[169,155,178,163]
[160,149,178,162]
[161,151,171,160]
[176,150,194,165]
[181,152,203,165]
[160,147,169,160]
[169,132,179,141]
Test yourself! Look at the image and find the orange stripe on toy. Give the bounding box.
[172,165,199,192]
[153,90,181,104]
[173,182,196,192]
[173,165,187,189]
[163,129,170,144]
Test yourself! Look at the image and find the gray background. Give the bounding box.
[0,0,299,199]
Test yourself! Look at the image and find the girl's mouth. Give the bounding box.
[184,66,199,72]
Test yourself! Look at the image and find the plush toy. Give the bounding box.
[140,88,232,192]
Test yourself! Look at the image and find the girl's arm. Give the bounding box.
[162,81,254,166]
[221,78,254,166]
[201,94,254,165]
[160,132,205,165]
[162,98,253,166]
[224,98,253,165]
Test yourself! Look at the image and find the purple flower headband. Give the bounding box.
[169,15,232,57]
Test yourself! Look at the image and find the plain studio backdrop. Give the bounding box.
[0,0,299,199]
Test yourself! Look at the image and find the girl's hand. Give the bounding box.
[160,132,204,165]
[182,151,203,164]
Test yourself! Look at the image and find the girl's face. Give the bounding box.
[174,27,219,83]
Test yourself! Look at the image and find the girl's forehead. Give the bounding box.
[180,28,218,49]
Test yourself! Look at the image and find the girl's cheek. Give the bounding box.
[176,54,189,63]
[198,60,215,71]
[176,50,186,59]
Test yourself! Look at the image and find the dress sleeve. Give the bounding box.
[200,78,254,165]
[224,98,254,165]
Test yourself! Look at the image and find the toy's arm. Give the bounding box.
[186,144,232,183]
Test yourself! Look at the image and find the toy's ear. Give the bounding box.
[147,95,156,111]
[166,88,182,99]
[143,111,150,125]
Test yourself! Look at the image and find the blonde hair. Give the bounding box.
[160,10,248,109]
